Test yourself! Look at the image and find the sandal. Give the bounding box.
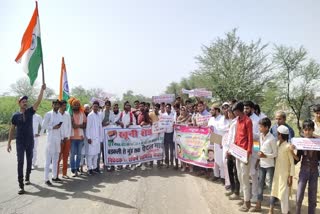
[249,207,261,212]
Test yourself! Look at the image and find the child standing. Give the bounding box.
[269,125,295,214]
[250,117,277,212]
[291,119,320,214]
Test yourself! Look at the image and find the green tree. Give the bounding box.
[274,46,320,132]
[194,29,273,102]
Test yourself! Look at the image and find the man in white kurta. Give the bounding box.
[208,104,229,183]
[86,101,103,174]
[32,113,42,169]
[42,100,63,185]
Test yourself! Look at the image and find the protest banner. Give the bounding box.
[229,143,248,164]
[159,115,174,127]
[292,137,320,151]
[103,127,164,165]
[174,125,214,168]
[182,88,212,98]
[152,121,165,134]
[152,94,175,104]
[195,114,211,126]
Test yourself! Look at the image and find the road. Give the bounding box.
[0,136,318,214]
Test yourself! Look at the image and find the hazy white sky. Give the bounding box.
[1,0,319,99]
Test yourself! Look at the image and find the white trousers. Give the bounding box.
[44,151,59,181]
[214,144,224,178]
[32,137,39,165]
[280,186,289,214]
[223,158,230,186]
[250,156,259,200]
[87,155,98,170]
[236,157,251,202]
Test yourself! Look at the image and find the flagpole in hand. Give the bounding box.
[35,1,45,85]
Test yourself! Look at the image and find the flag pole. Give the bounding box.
[36,1,45,85]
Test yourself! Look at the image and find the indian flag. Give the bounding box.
[59,57,71,112]
[15,2,43,86]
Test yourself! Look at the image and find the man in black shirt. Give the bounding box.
[7,84,46,194]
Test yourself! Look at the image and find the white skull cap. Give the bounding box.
[277,125,289,135]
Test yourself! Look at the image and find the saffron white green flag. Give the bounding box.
[15,3,43,85]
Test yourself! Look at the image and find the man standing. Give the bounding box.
[163,103,177,169]
[270,111,295,142]
[243,101,260,203]
[32,113,42,170]
[57,100,72,179]
[42,100,63,185]
[118,102,136,128]
[7,84,46,194]
[208,103,225,183]
[232,102,253,212]
[109,103,121,125]
[69,98,87,177]
[86,101,103,175]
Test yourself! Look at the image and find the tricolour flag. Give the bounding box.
[59,57,71,112]
[15,2,43,86]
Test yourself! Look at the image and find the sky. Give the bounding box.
[0,0,319,99]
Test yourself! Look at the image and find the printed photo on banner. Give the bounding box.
[104,127,164,165]
[291,137,320,151]
[174,125,214,168]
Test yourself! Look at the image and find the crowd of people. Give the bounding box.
[6,84,320,214]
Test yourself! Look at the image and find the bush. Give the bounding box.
[0,124,10,141]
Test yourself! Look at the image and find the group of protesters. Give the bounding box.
[6,84,320,214]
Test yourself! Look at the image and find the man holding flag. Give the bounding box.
[7,1,46,194]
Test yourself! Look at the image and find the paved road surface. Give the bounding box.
[0,136,318,214]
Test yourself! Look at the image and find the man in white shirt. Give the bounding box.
[250,117,277,212]
[109,103,120,125]
[32,113,42,169]
[208,103,229,184]
[118,102,137,128]
[57,100,72,179]
[86,101,103,175]
[163,103,176,168]
[42,100,63,185]
[243,101,260,203]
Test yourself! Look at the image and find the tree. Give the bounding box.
[121,90,151,106]
[44,87,56,99]
[194,29,273,102]
[165,82,180,96]
[71,85,91,104]
[274,46,320,132]
[10,77,38,101]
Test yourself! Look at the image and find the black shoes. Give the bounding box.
[45,180,53,186]
[18,188,25,195]
[52,177,62,183]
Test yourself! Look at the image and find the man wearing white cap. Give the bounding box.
[269,125,295,214]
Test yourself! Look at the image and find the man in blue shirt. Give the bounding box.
[7,84,46,194]
[270,111,295,142]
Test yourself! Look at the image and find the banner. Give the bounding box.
[174,125,214,168]
[229,143,248,164]
[152,94,175,104]
[195,115,211,126]
[292,137,320,151]
[104,127,164,165]
[182,88,212,98]
[152,121,165,134]
[159,115,174,127]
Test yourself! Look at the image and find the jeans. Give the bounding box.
[296,167,318,214]
[258,166,274,202]
[16,142,34,188]
[164,132,176,165]
[70,139,83,172]
[227,156,240,194]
